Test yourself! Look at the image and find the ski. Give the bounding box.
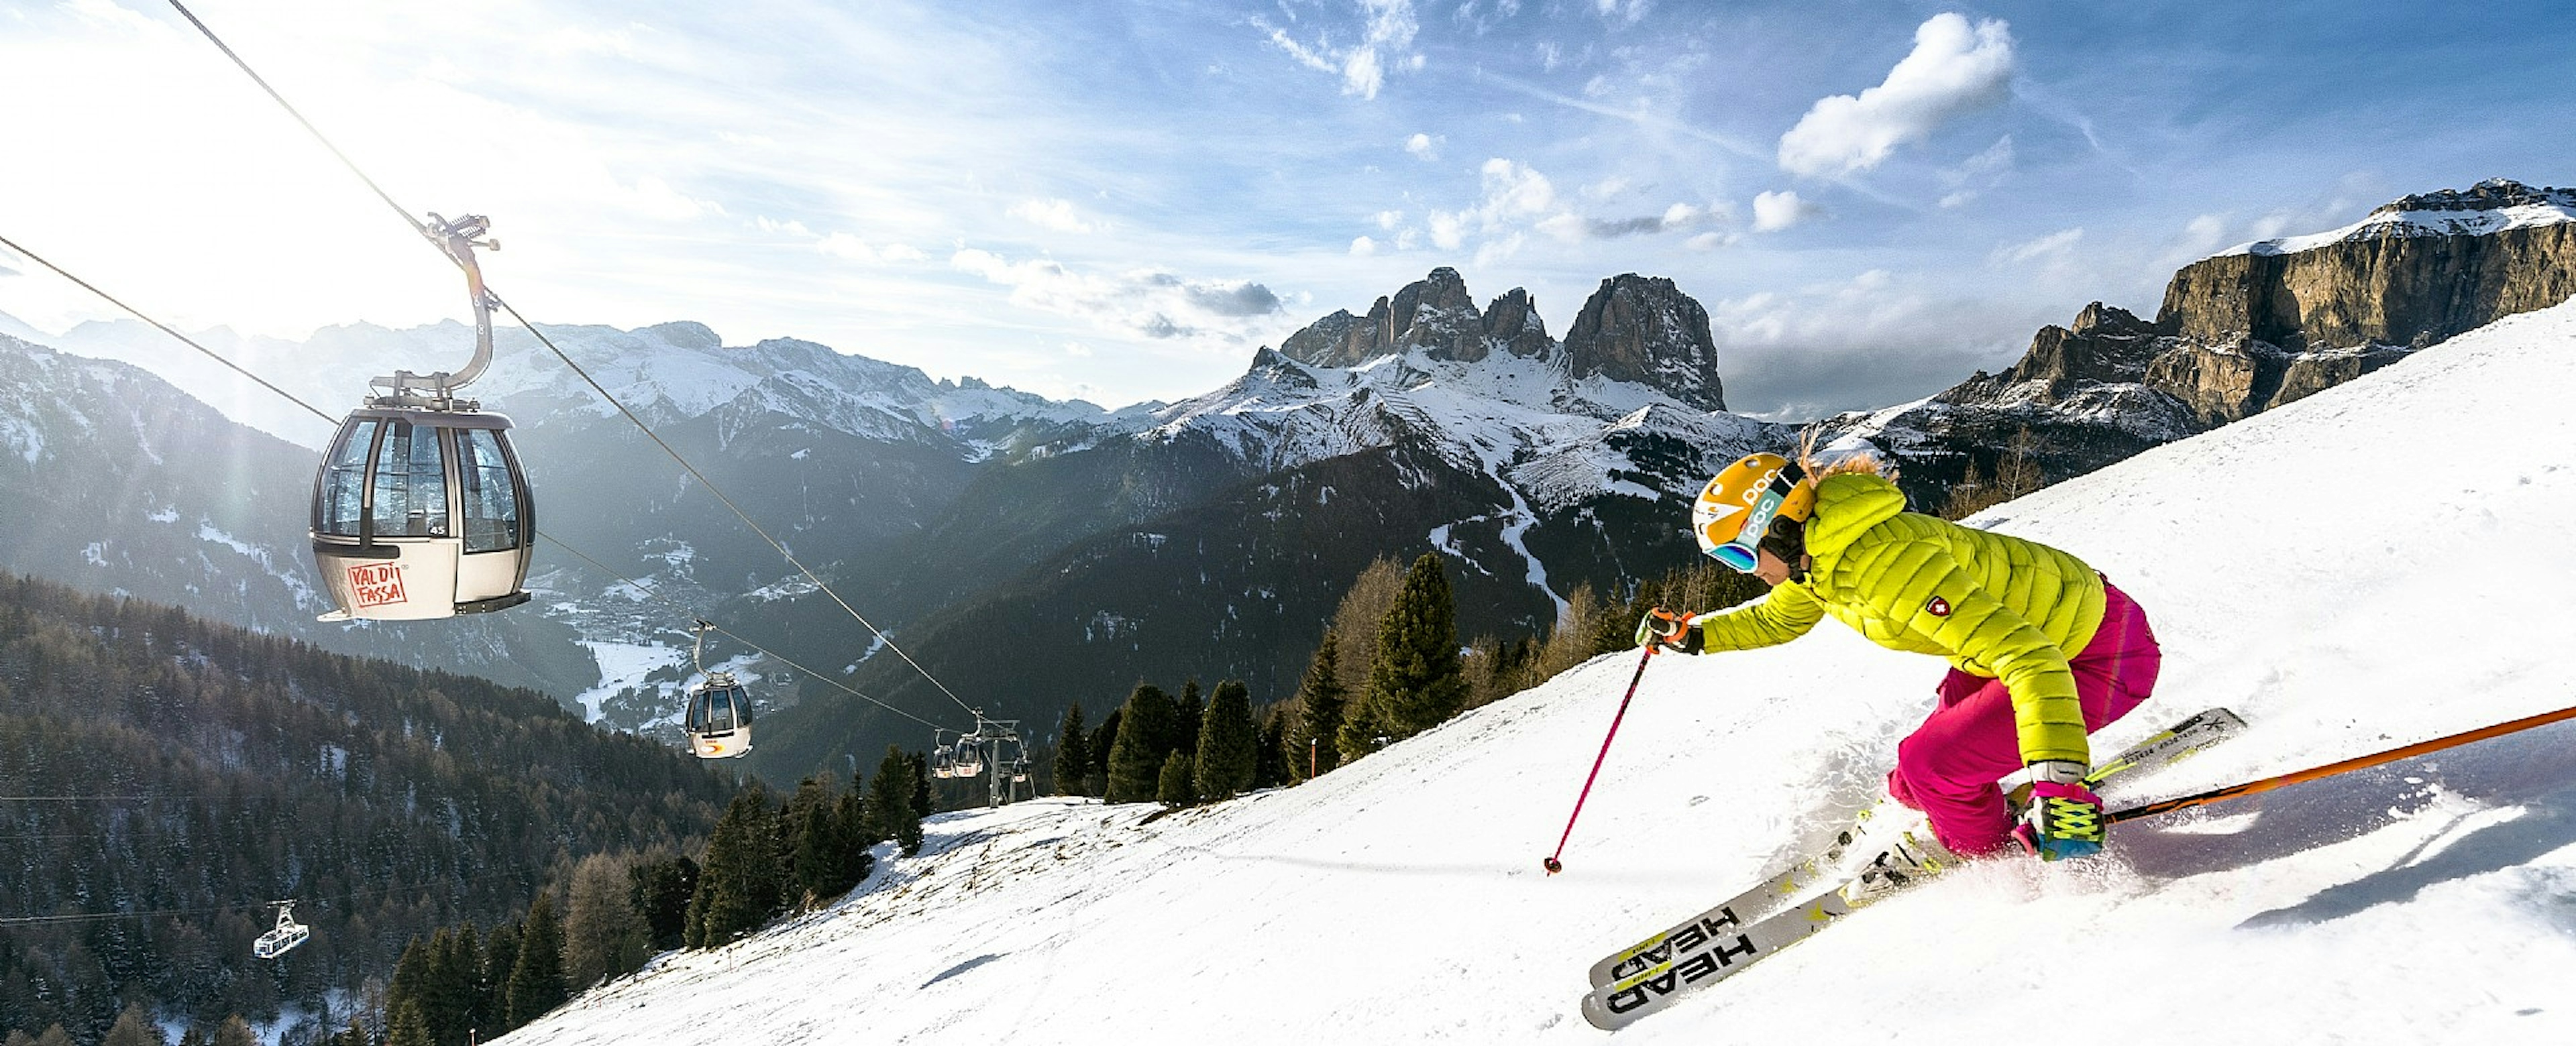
[1582,706,2245,993]
[1580,883,1862,1030]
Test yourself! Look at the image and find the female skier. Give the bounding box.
[1636,448,2161,884]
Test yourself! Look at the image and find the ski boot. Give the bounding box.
[1837,827,1958,908]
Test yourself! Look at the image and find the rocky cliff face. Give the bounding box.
[1560,274,1727,412]
[1825,178,2576,503]
[2160,180,2576,350]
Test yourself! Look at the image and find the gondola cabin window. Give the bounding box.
[457,427,524,552]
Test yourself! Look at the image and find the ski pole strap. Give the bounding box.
[2108,701,2576,825]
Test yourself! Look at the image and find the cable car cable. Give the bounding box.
[160,0,985,719]
[3,225,975,738]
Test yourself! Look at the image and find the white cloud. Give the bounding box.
[1778,13,2017,177]
[1008,198,1097,234]
[816,232,879,261]
[1593,0,1653,26]
[1350,235,1379,256]
[1938,135,2016,207]
[1992,227,2084,266]
[1750,190,1820,232]
[1260,0,1423,100]
[1405,132,1440,160]
[1374,210,1405,230]
[948,248,1284,344]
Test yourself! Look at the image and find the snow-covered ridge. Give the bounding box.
[2216,178,2576,257]
[1130,339,1780,511]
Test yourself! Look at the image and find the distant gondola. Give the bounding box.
[681,620,753,759]
[310,214,534,621]
[684,674,754,759]
[253,900,310,960]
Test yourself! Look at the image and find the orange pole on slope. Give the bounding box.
[2109,700,2576,824]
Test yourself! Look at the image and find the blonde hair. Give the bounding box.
[1794,426,1895,486]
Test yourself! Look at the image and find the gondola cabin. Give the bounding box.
[951,740,986,778]
[254,902,310,960]
[311,406,534,621]
[685,673,753,759]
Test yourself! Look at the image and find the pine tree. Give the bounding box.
[1174,679,1204,766]
[1155,750,1196,806]
[1054,703,1091,798]
[784,776,843,910]
[504,892,567,1029]
[1295,632,1347,777]
[861,747,921,861]
[1252,709,1289,789]
[688,784,785,949]
[1193,680,1258,801]
[1104,683,1178,803]
[477,920,519,1038]
[1086,708,1120,797]
[908,751,932,830]
[211,1018,254,1046]
[382,1000,430,1046]
[1370,553,1469,740]
[627,855,697,952]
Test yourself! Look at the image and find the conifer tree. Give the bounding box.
[478,920,520,1036]
[1295,632,1347,776]
[211,1019,254,1046]
[382,1001,430,1046]
[1252,709,1290,789]
[1175,679,1205,765]
[1105,683,1178,803]
[686,784,784,949]
[1054,703,1091,798]
[1087,709,1120,797]
[784,776,844,909]
[1194,680,1258,801]
[862,747,922,860]
[1370,553,1468,740]
[1155,750,1196,806]
[627,855,697,952]
[908,750,932,828]
[504,892,567,1029]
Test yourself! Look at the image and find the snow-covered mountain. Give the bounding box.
[494,292,2576,1046]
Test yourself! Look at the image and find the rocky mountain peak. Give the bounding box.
[1560,274,1725,412]
[2378,178,2576,216]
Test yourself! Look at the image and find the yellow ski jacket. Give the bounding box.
[1692,471,2107,764]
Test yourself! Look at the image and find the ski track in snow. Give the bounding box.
[495,300,2576,1044]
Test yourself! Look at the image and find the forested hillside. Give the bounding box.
[0,574,731,1042]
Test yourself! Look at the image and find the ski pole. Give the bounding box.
[2109,699,2576,825]
[1545,646,1657,875]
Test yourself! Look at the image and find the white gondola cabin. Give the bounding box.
[311,406,533,620]
[684,673,753,759]
[253,901,310,960]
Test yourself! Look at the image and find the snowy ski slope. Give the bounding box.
[496,298,2576,1045]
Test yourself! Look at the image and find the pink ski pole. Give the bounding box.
[1545,646,1656,874]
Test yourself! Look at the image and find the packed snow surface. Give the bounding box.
[498,298,2576,1044]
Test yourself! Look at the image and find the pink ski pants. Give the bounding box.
[1886,579,2161,856]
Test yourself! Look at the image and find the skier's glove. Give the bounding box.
[2014,760,2106,860]
[1632,608,1703,654]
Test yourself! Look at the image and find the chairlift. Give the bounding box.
[311,215,533,621]
[951,739,986,778]
[681,621,753,759]
[252,900,311,960]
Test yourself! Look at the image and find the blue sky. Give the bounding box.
[1,0,2569,418]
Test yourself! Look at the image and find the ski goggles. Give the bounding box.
[1699,467,1803,573]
